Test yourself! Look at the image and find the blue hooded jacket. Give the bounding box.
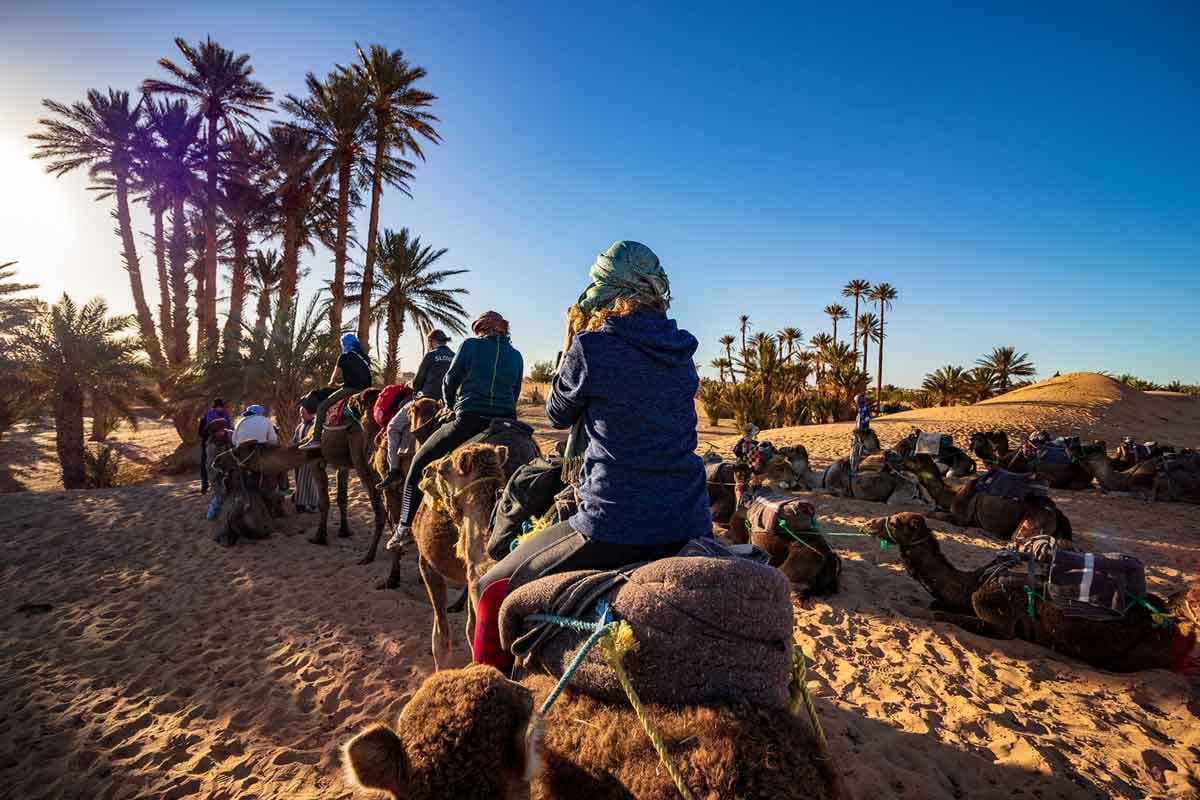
[547,309,711,545]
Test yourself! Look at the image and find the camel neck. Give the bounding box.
[896,537,981,612]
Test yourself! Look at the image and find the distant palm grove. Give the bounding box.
[3,37,467,488]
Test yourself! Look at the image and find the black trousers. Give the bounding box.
[477,520,689,596]
[398,412,502,527]
[199,440,208,491]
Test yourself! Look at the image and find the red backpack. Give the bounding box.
[373,383,414,428]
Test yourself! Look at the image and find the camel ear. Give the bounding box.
[452,446,476,476]
[494,445,509,468]
[343,724,407,797]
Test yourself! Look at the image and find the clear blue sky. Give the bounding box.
[2,1,1197,385]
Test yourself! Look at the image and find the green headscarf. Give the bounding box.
[563,241,671,484]
[575,241,670,316]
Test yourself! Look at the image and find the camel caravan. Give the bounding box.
[200,243,1196,799]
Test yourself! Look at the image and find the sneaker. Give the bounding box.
[298,438,323,451]
[376,470,403,491]
[386,525,412,552]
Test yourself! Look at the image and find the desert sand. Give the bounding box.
[1,373,1198,799]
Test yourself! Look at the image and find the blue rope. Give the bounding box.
[527,605,617,715]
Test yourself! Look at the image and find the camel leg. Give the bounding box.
[352,455,387,565]
[418,555,452,670]
[309,465,330,545]
[337,468,352,538]
[931,609,1002,638]
[373,548,405,591]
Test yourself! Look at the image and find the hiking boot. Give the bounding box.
[386,525,412,552]
[299,437,323,451]
[376,470,403,492]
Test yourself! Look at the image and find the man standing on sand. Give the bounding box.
[855,393,871,430]
[198,398,232,494]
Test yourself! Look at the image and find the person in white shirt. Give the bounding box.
[232,405,279,447]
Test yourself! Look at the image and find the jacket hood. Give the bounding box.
[598,309,697,368]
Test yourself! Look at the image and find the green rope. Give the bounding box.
[526,613,616,715]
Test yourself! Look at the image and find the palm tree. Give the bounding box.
[738,315,751,356]
[719,334,738,385]
[282,69,378,336]
[264,124,333,316]
[352,44,441,349]
[922,365,969,407]
[247,249,283,355]
[777,326,803,362]
[30,89,167,369]
[15,295,150,488]
[976,346,1036,392]
[219,131,272,355]
[842,279,872,353]
[135,97,202,364]
[144,37,273,356]
[966,367,999,403]
[0,263,42,441]
[868,282,898,407]
[808,332,833,383]
[709,357,730,385]
[823,304,849,343]
[856,312,880,373]
[346,228,469,383]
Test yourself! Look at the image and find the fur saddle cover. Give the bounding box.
[974,468,1050,501]
[994,542,1147,622]
[745,489,817,536]
[500,555,794,709]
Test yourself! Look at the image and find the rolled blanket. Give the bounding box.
[500,555,794,708]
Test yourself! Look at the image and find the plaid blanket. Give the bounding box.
[745,489,816,535]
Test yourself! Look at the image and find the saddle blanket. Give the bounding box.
[500,555,794,708]
[745,489,816,536]
[998,545,1147,621]
[916,432,952,456]
[324,396,352,428]
[705,461,735,485]
[975,469,1050,501]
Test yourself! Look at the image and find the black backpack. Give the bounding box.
[486,456,565,560]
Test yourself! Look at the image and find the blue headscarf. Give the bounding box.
[341,333,362,354]
[243,404,265,417]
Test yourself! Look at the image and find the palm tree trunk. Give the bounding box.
[832,318,838,343]
[193,252,206,356]
[202,114,220,357]
[114,175,166,369]
[862,331,869,374]
[875,305,885,408]
[223,224,249,356]
[331,155,353,336]
[277,201,300,320]
[725,344,738,385]
[253,289,271,354]
[169,197,190,363]
[90,396,111,442]
[55,379,87,489]
[356,130,387,350]
[152,206,173,352]
[384,310,400,385]
[851,297,860,354]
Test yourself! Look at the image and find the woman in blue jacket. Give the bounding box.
[472,241,710,668]
[387,311,523,548]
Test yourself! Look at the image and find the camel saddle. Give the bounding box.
[464,418,539,480]
[500,553,794,708]
[915,432,953,456]
[705,461,735,486]
[997,546,1147,622]
[745,489,816,537]
[974,468,1050,501]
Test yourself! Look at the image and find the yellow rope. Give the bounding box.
[600,622,697,800]
[789,642,828,753]
[514,505,558,548]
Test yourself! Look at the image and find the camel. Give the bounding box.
[730,466,841,596]
[969,430,1011,465]
[789,444,928,505]
[861,513,1197,672]
[971,431,1093,490]
[903,454,1072,543]
[210,443,321,546]
[893,429,976,477]
[342,663,844,800]
[1081,447,1200,504]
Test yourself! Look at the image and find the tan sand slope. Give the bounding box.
[1,370,1198,798]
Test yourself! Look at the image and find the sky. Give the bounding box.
[1,1,1198,386]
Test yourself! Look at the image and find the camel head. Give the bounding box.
[436,443,509,587]
[861,513,933,548]
[409,397,442,438]
[343,664,535,800]
[852,427,881,454]
[776,444,810,476]
[898,453,942,486]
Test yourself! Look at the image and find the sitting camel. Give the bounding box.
[730,466,841,596]
[862,513,1196,672]
[893,429,976,477]
[343,663,844,800]
[973,432,1094,490]
[1080,446,1200,504]
[903,454,1072,543]
[969,430,1011,465]
[789,444,928,505]
[210,443,321,545]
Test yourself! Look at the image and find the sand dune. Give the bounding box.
[1,372,1198,798]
